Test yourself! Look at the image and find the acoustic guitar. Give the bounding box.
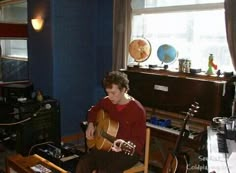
[87,109,136,155]
[162,102,200,173]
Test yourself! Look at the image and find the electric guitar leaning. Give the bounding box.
[86,109,136,156]
[162,102,200,173]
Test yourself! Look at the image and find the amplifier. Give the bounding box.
[13,99,59,119]
[15,99,61,156]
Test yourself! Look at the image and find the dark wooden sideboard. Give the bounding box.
[121,67,235,168]
[122,67,235,121]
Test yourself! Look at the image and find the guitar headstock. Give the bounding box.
[121,141,136,156]
[187,102,200,118]
[174,102,200,152]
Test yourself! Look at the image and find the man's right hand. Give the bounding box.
[86,122,95,140]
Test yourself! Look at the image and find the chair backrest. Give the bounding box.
[143,128,151,172]
[123,128,151,173]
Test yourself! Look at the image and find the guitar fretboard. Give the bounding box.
[100,130,116,143]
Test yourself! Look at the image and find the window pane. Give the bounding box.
[0,1,27,23]
[0,39,28,82]
[1,40,27,58]
[129,8,234,73]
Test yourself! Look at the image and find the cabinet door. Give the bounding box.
[125,71,230,121]
[127,72,156,107]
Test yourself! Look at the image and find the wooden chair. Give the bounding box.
[85,124,151,173]
[123,128,151,173]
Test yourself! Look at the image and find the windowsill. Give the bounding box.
[0,80,30,85]
[122,66,234,82]
[1,55,28,61]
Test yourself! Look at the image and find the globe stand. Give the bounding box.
[148,64,168,70]
[133,62,142,68]
[161,62,169,70]
[163,64,168,70]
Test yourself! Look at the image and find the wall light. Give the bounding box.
[31,17,44,31]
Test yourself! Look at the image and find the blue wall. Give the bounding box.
[28,0,113,136]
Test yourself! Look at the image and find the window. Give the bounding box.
[0,0,28,82]
[128,0,234,73]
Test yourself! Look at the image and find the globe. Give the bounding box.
[129,38,152,62]
[157,44,177,64]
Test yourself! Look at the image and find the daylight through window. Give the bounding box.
[129,0,234,73]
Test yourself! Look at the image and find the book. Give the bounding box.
[30,164,52,173]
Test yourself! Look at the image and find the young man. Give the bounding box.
[76,71,146,173]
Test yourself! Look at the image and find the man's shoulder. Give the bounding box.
[130,97,143,106]
[97,96,112,106]
[100,96,110,102]
[130,98,145,112]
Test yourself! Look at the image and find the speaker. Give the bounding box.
[15,99,61,156]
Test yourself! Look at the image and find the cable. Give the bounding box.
[28,141,55,156]
[0,103,52,126]
[225,152,231,173]
[0,134,16,143]
[0,117,32,126]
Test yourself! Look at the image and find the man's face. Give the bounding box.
[105,84,126,105]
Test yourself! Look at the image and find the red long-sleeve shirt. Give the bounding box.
[87,96,146,156]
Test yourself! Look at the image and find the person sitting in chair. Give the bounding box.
[76,71,146,173]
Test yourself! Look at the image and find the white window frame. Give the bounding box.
[129,1,234,73]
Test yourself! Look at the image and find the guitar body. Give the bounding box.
[175,154,188,173]
[162,152,188,173]
[87,109,119,151]
[162,153,178,173]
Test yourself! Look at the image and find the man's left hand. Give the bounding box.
[111,139,125,152]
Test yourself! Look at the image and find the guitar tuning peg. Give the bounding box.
[193,102,200,108]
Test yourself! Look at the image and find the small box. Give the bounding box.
[2,83,33,103]
[6,154,68,173]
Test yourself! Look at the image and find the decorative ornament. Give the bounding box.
[206,54,217,75]
[36,90,43,102]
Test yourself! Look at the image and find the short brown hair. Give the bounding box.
[103,71,129,91]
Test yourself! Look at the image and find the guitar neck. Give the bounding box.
[173,102,199,153]
[174,115,190,153]
[101,130,116,143]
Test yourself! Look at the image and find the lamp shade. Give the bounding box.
[31,18,44,31]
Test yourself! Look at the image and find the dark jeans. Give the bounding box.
[76,149,139,173]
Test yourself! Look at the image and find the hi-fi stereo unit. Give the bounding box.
[15,99,61,156]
